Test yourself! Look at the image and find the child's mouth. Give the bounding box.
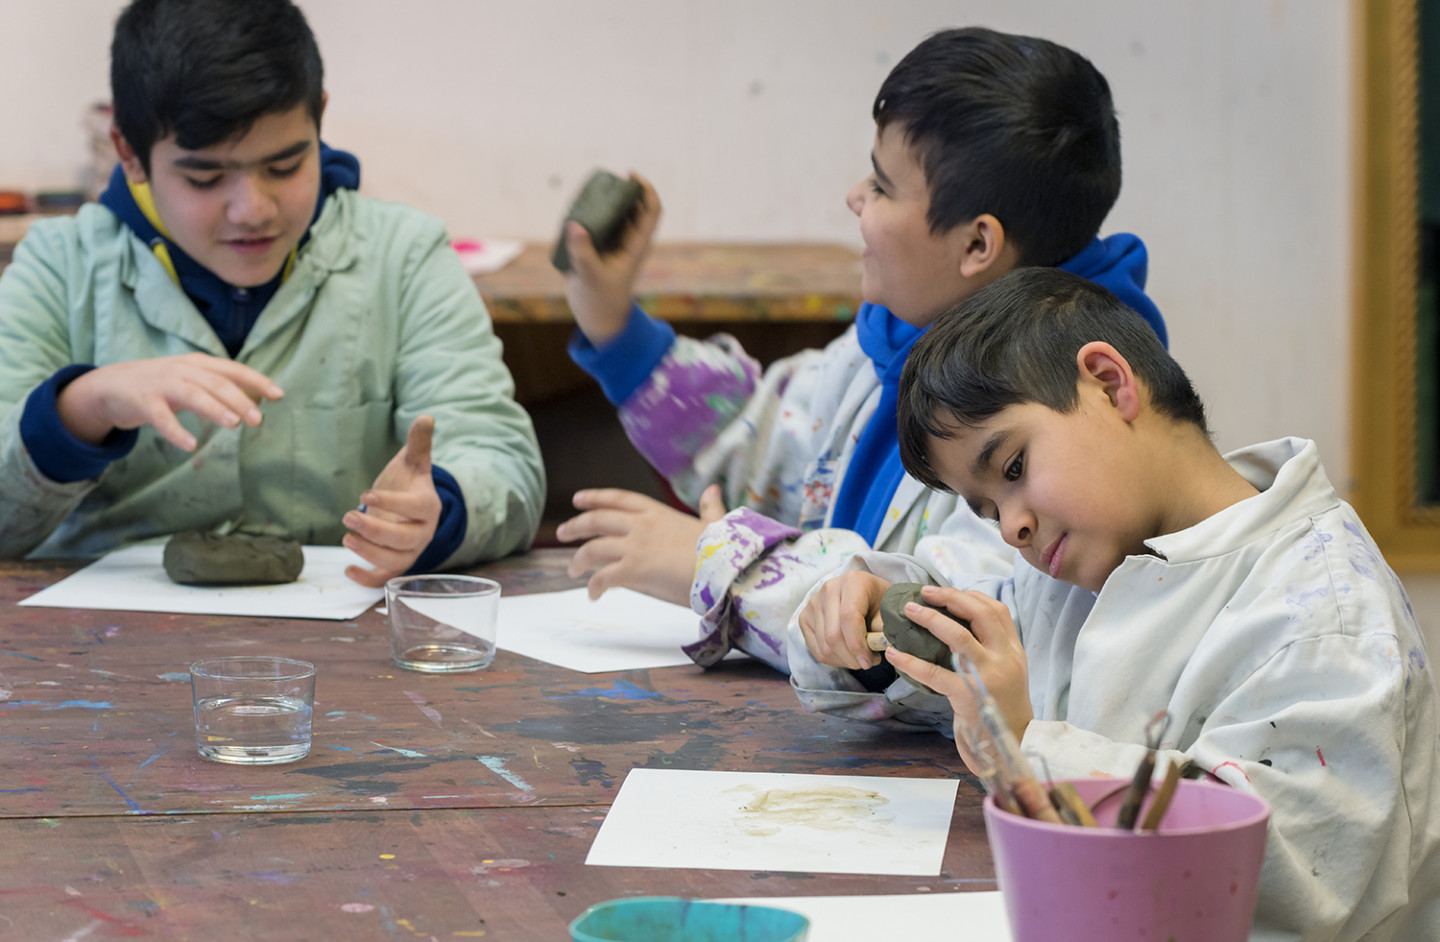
[227,236,277,255]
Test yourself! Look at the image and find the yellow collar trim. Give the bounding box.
[128,178,296,287]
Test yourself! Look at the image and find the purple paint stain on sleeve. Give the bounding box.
[725,508,802,547]
[620,352,760,478]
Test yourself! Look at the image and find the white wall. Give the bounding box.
[9,1,1433,647]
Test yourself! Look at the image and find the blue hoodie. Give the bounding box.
[828,233,1166,543]
[20,144,464,572]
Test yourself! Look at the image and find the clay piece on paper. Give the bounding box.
[550,169,644,272]
[879,582,969,694]
[162,531,305,585]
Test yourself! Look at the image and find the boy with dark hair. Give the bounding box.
[795,267,1440,940]
[556,27,1166,674]
[0,0,544,584]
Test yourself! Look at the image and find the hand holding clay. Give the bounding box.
[556,484,725,607]
[882,586,1034,750]
[342,415,442,588]
[558,172,662,346]
[876,582,967,694]
[795,569,893,671]
[55,353,284,452]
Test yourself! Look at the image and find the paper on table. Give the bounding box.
[586,768,960,876]
[451,237,524,274]
[495,587,706,672]
[18,543,384,621]
[711,893,1012,942]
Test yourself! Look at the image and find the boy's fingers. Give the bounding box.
[149,409,197,452]
[697,484,726,525]
[572,488,662,513]
[905,602,982,653]
[885,647,963,698]
[565,221,603,273]
[403,415,434,472]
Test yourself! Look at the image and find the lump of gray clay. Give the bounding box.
[550,170,644,273]
[879,582,969,694]
[162,531,304,585]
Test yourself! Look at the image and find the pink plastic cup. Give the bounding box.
[983,777,1271,942]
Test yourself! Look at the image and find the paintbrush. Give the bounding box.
[1116,710,1170,830]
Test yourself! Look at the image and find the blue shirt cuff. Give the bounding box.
[407,464,467,574]
[567,302,676,405]
[20,365,139,483]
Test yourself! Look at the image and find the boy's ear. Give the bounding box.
[956,213,1015,279]
[1077,341,1141,422]
[109,124,148,185]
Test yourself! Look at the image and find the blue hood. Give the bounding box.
[829,232,1167,545]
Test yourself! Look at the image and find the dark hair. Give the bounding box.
[875,27,1121,267]
[898,268,1206,492]
[111,0,324,172]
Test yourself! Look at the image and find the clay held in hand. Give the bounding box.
[550,169,644,272]
[879,582,970,695]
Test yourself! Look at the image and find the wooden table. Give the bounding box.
[0,550,992,939]
[476,243,861,405]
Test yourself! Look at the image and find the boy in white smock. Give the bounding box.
[793,267,1440,941]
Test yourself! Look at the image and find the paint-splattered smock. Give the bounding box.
[570,235,1163,674]
[789,437,1440,942]
[571,310,1014,673]
[0,191,545,563]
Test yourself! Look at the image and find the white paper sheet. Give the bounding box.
[586,769,960,876]
[712,893,1012,942]
[495,587,707,672]
[451,237,524,274]
[18,543,383,620]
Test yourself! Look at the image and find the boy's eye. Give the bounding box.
[268,161,304,179]
[184,175,222,190]
[1003,453,1024,482]
[868,177,886,196]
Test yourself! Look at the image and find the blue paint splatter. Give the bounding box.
[8,700,114,711]
[247,871,304,885]
[369,742,425,758]
[0,788,42,794]
[97,771,145,813]
[0,651,43,662]
[157,672,190,682]
[477,756,533,791]
[548,680,663,701]
[138,749,168,770]
[246,793,313,802]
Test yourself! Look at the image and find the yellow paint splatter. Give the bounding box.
[379,853,395,860]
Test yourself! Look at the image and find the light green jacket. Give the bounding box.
[0,190,544,563]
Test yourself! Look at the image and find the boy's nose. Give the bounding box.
[999,504,1034,548]
[845,179,866,217]
[227,176,277,227]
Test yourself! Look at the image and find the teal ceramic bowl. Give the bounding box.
[569,897,810,942]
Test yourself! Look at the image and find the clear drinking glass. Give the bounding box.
[386,574,500,672]
[190,656,316,764]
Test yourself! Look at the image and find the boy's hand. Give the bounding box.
[55,353,284,452]
[343,415,442,588]
[796,570,893,671]
[561,174,662,346]
[556,484,724,606]
[883,586,1033,772]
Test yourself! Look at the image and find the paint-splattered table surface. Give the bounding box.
[475,242,862,324]
[0,549,993,939]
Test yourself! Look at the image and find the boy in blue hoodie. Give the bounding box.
[0,0,544,585]
[555,27,1166,675]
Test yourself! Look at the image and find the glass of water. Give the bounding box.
[386,575,500,672]
[190,656,316,765]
